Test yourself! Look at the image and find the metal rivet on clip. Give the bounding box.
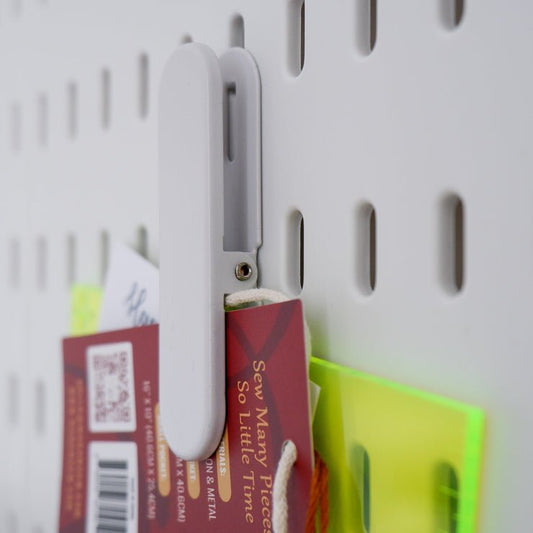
[235,262,253,281]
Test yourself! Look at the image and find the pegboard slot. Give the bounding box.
[439,194,465,294]
[37,94,48,146]
[36,236,47,290]
[67,82,78,139]
[10,103,21,153]
[67,234,76,285]
[355,0,377,56]
[8,374,19,427]
[287,210,304,293]
[9,239,21,288]
[35,380,46,435]
[435,462,459,533]
[137,226,148,258]
[287,0,305,76]
[300,2,305,72]
[455,0,465,26]
[101,69,112,129]
[355,203,377,295]
[138,54,149,119]
[350,444,371,533]
[230,14,245,47]
[441,0,465,29]
[100,230,110,283]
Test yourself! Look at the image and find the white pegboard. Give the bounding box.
[1,1,532,532]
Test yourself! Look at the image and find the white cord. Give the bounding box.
[225,287,290,307]
[272,440,298,533]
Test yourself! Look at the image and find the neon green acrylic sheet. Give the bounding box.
[310,356,485,533]
[70,284,102,336]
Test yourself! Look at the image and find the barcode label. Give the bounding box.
[87,342,137,433]
[87,442,138,533]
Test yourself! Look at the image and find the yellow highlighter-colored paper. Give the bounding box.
[70,284,102,336]
[310,357,484,533]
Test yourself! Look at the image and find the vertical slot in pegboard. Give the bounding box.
[354,0,377,55]
[440,193,465,294]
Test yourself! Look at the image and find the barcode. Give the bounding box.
[95,460,130,533]
[87,442,138,533]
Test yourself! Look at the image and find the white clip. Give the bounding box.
[159,43,262,460]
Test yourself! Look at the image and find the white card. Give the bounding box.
[99,242,159,330]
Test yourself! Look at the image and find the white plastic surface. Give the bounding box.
[159,43,260,460]
[0,2,532,533]
[159,43,226,461]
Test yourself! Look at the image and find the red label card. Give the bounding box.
[59,300,313,532]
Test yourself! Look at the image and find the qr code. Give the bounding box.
[87,342,137,433]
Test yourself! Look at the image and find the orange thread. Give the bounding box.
[305,451,329,533]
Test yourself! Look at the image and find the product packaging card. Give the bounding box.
[60,301,313,532]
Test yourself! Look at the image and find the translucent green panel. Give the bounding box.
[310,357,484,533]
[70,284,102,336]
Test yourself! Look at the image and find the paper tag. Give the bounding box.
[99,242,159,331]
[60,302,313,532]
